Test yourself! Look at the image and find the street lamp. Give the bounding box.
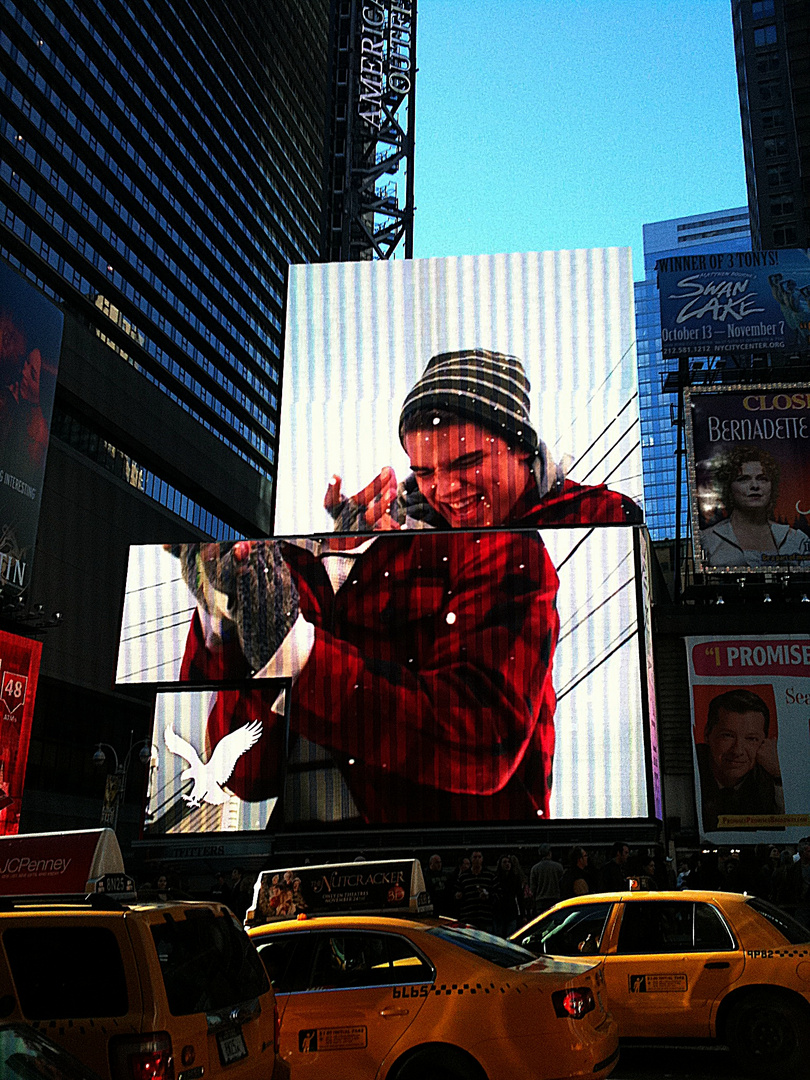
[92,730,153,832]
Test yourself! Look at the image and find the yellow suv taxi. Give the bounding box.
[511,889,810,1078]
[0,829,284,1080]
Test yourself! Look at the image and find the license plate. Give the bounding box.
[217,1027,248,1066]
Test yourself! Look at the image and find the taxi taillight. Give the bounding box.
[109,1032,175,1080]
[551,987,596,1019]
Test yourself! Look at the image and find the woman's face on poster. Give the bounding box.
[729,460,772,512]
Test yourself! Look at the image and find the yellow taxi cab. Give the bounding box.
[246,859,619,1080]
[0,828,285,1080]
[511,888,810,1077]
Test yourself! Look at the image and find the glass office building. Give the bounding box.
[635,208,751,541]
[1,0,330,534]
[0,0,332,839]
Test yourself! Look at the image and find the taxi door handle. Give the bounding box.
[380,1007,410,1018]
[704,961,730,969]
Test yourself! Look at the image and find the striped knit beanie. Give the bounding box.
[398,349,539,455]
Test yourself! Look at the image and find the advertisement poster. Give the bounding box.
[275,249,643,536]
[117,527,651,830]
[0,258,64,595]
[0,629,42,835]
[686,635,810,843]
[247,859,425,926]
[657,248,810,358]
[117,250,654,834]
[686,385,810,572]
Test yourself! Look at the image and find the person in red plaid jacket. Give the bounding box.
[176,350,640,824]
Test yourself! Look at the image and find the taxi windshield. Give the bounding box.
[426,926,537,968]
[746,896,810,945]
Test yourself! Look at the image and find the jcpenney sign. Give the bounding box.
[358,0,414,130]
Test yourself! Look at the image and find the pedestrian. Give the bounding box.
[492,854,524,938]
[559,847,589,899]
[529,844,564,915]
[456,850,496,932]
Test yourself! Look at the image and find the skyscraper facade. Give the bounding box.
[733,0,810,249]
[0,0,331,837]
[635,208,751,541]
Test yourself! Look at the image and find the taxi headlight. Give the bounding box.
[551,987,596,1019]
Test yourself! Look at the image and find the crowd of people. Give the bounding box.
[135,837,810,937]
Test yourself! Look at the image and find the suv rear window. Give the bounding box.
[3,927,128,1019]
[152,909,268,1015]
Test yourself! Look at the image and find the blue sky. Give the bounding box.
[411,0,748,277]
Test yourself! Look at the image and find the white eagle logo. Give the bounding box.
[164,720,262,807]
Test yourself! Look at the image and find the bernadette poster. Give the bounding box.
[687,635,810,844]
[686,385,810,573]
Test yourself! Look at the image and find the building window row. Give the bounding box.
[0,225,274,478]
[55,0,323,253]
[0,135,280,449]
[50,404,242,541]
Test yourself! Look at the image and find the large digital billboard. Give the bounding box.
[686,384,810,573]
[0,258,63,595]
[686,636,810,843]
[275,249,643,536]
[118,527,652,831]
[0,629,42,835]
[657,249,810,358]
[117,249,653,832]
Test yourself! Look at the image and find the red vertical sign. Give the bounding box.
[0,629,42,835]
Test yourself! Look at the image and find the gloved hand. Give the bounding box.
[168,541,299,671]
[230,541,299,672]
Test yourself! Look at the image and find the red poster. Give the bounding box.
[0,629,42,835]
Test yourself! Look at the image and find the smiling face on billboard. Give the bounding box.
[403,421,533,529]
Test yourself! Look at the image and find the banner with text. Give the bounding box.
[686,635,810,843]
[657,249,810,357]
[0,629,42,835]
[686,384,810,572]
[0,258,63,595]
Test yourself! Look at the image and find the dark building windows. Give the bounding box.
[754,24,777,46]
[734,0,810,249]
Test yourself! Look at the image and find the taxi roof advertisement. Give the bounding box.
[115,251,658,835]
[685,384,810,573]
[246,859,429,926]
[656,249,810,358]
[686,635,810,844]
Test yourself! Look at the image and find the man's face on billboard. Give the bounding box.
[706,708,767,788]
[403,421,532,528]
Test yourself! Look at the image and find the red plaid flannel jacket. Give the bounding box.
[181,479,638,823]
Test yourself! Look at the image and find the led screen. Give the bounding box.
[118,527,650,830]
[274,250,643,536]
[686,385,810,573]
[686,635,810,843]
[118,249,653,832]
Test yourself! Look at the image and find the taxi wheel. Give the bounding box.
[392,1046,485,1080]
[726,991,805,1076]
